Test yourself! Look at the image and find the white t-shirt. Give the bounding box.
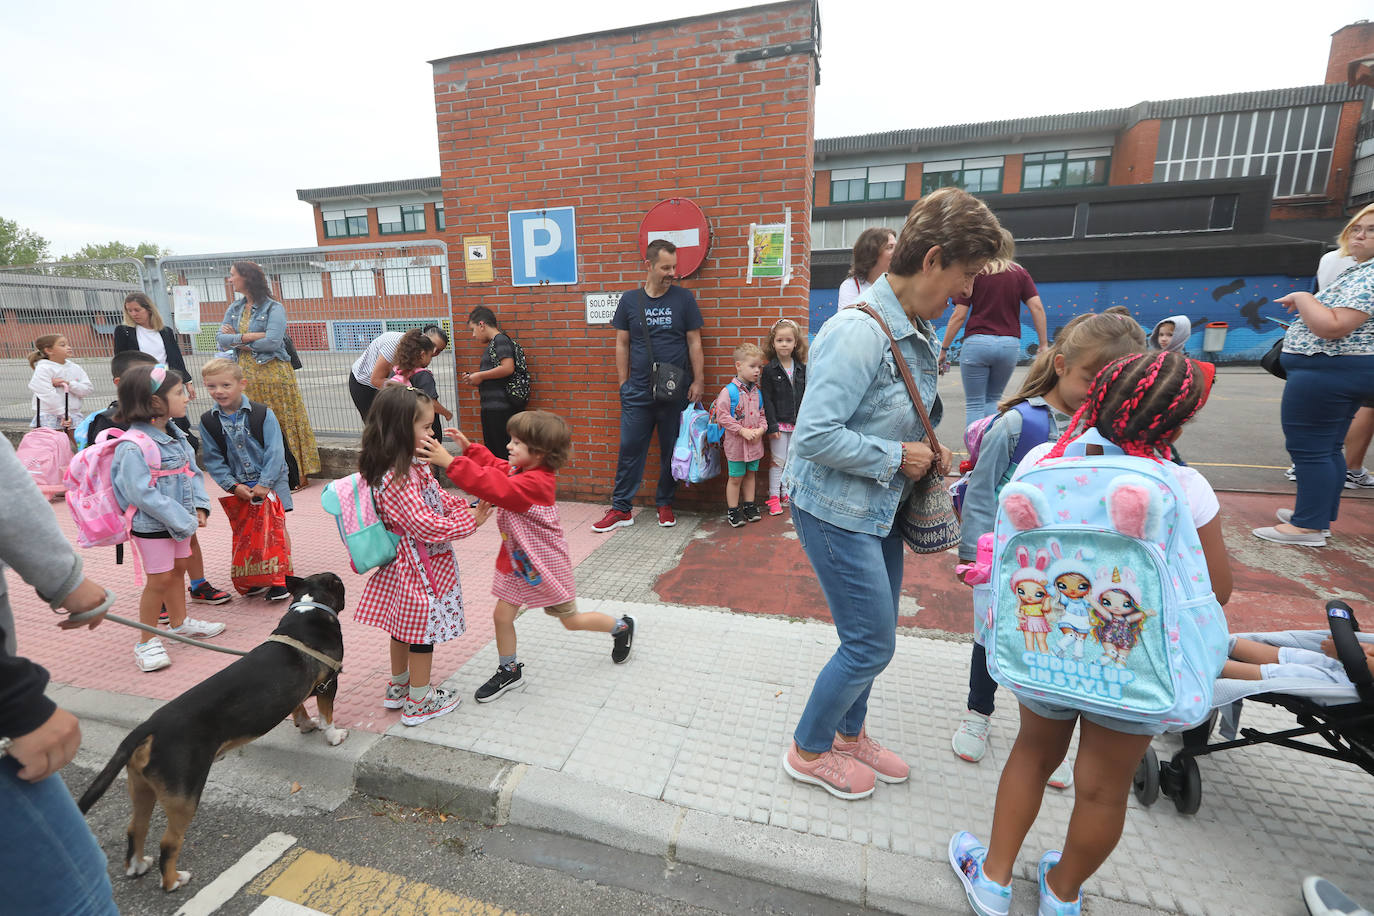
[135,326,167,363]
[1317,251,1358,292]
[1018,441,1220,528]
[350,331,404,388]
[835,276,871,310]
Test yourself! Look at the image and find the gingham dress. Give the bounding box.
[443,445,575,609]
[354,460,476,644]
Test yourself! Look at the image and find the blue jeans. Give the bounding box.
[1281,352,1374,529]
[611,385,687,511]
[791,505,904,753]
[960,334,1021,427]
[0,759,117,915]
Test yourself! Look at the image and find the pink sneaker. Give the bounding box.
[766,495,783,516]
[782,742,876,800]
[833,727,909,783]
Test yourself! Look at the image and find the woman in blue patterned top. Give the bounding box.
[1256,204,1374,547]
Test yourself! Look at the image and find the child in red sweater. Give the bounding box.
[420,410,635,702]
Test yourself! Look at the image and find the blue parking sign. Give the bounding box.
[508,206,578,286]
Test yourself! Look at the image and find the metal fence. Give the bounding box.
[0,242,456,439]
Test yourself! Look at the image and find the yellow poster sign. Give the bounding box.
[463,235,494,283]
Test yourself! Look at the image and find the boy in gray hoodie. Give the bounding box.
[1150,314,1192,352]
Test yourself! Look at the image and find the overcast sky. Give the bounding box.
[1,0,1368,257]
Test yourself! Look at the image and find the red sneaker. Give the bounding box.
[657,505,676,527]
[592,508,634,533]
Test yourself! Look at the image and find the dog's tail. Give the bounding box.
[77,725,150,814]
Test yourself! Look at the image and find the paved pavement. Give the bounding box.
[11,365,1374,915]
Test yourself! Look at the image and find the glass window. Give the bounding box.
[383,267,433,296]
[323,208,368,238]
[278,272,323,300]
[1022,148,1110,190]
[435,204,446,231]
[829,166,904,203]
[377,205,403,235]
[402,205,425,232]
[330,270,376,298]
[189,277,226,303]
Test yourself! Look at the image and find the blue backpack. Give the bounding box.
[949,402,1050,518]
[706,382,759,445]
[672,403,721,484]
[982,428,1229,731]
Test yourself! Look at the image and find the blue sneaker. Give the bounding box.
[948,831,1011,916]
[1038,850,1081,916]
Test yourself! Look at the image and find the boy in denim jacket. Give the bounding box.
[197,358,293,601]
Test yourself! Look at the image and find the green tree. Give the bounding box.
[64,240,170,262]
[0,217,52,266]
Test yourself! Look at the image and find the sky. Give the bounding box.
[1,0,1369,257]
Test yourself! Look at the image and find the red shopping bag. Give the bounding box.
[219,493,291,595]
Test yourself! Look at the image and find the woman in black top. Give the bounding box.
[462,307,529,459]
[759,317,807,515]
[114,292,195,441]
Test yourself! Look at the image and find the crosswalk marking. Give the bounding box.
[174,832,298,916]
[251,899,330,915]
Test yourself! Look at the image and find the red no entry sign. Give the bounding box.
[638,198,712,278]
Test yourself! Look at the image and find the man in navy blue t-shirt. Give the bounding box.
[593,240,704,532]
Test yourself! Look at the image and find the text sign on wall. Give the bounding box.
[508,206,578,286]
[170,286,201,334]
[585,292,622,325]
[463,235,493,283]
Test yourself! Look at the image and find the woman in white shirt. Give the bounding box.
[835,227,897,310]
[113,293,195,438]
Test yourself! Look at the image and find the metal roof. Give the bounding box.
[816,84,1370,158]
[296,177,442,203]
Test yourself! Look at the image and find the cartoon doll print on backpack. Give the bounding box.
[982,427,1229,731]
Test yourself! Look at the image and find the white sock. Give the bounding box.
[409,683,430,702]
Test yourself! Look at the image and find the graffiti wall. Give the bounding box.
[808,274,1316,362]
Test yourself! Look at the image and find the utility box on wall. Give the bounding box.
[430,0,819,504]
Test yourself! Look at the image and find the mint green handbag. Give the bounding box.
[321,474,400,573]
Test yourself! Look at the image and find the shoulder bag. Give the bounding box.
[635,292,687,402]
[852,304,960,554]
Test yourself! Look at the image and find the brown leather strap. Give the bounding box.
[851,304,942,456]
[266,634,343,672]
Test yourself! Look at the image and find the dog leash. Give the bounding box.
[64,590,247,657]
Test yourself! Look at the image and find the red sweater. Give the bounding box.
[444,444,556,574]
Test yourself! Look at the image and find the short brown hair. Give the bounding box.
[200,357,243,381]
[114,364,187,426]
[848,227,895,281]
[232,260,272,304]
[646,239,677,264]
[507,410,571,470]
[889,187,1007,276]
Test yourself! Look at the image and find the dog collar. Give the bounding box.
[288,600,339,617]
[265,634,342,673]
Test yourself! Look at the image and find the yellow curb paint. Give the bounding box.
[260,849,523,916]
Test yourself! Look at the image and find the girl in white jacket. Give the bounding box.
[27,334,94,429]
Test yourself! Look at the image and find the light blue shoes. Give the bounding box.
[1038,850,1082,916]
[948,831,1011,916]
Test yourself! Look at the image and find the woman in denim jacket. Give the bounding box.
[780,188,1007,800]
[217,260,320,488]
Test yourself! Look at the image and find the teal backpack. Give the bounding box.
[322,474,400,574]
[983,428,1229,731]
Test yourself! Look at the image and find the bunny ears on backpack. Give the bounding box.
[1009,545,1051,587]
[1001,474,1163,541]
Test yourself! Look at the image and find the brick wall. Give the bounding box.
[904,162,923,200]
[1001,154,1023,194]
[1326,21,1374,85]
[431,1,817,506]
[1109,120,1160,185]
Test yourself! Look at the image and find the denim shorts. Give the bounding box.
[1016,694,1166,737]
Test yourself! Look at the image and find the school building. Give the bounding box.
[285,6,1374,502]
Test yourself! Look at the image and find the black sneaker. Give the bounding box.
[474,663,525,703]
[727,507,745,528]
[158,605,170,627]
[243,586,269,598]
[741,502,762,523]
[612,615,636,664]
[188,581,232,605]
[266,585,291,601]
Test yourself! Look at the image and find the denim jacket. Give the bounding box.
[216,297,289,364]
[197,396,293,510]
[111,422,211,540]
[783,276,942,536]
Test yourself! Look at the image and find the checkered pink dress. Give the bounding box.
[443,445,575,609]
[354,461,476,644]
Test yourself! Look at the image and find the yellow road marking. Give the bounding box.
[257,849,524,916]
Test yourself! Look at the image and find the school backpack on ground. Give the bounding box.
[949,402,1050,519]
[671,403,720,483]
[322,474,399,573]
[201,403,302,491]
[18,427,73,499]
[706,382,758,445]
[983,428,1229,731]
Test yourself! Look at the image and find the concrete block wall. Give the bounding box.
[431,1,817,505]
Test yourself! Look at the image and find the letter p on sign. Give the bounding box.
[508,206,578,286]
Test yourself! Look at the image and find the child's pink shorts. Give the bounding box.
[132,536,192,574]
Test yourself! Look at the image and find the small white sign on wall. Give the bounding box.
[585,292,622,325]
[170,286,201,334]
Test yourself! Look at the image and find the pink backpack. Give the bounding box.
[64,429,192,582]
[17,427,73,499]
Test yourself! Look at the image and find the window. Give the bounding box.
[920,157,1005,195]
[829,165,905,204]
[278,272,324,300]
[323,208,368,238]
[330,269,376,298]
[810,214,907,250]
[379,205,427,234]
[402,205,425,232]
[435,204,445,231]
[1152,104,1340,198]
[383,267,433,296]
[188,276,226,303]
[1022,148,1112,190]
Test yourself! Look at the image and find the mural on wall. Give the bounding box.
[809,274,1315,363]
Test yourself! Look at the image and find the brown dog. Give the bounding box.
[78,573,347,891]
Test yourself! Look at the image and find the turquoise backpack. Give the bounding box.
[321,474,400,574]
[982,428,1229,731]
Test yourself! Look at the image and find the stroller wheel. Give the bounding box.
[1171,755,1202,815]
[1133,746,1160,806]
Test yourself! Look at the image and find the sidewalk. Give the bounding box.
[15,481,1374,915]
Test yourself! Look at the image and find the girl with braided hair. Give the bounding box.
[950,350,1233,916]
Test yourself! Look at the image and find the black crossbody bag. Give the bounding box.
[636,293,687,402]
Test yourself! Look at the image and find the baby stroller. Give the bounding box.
[1133,599,1374,815]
